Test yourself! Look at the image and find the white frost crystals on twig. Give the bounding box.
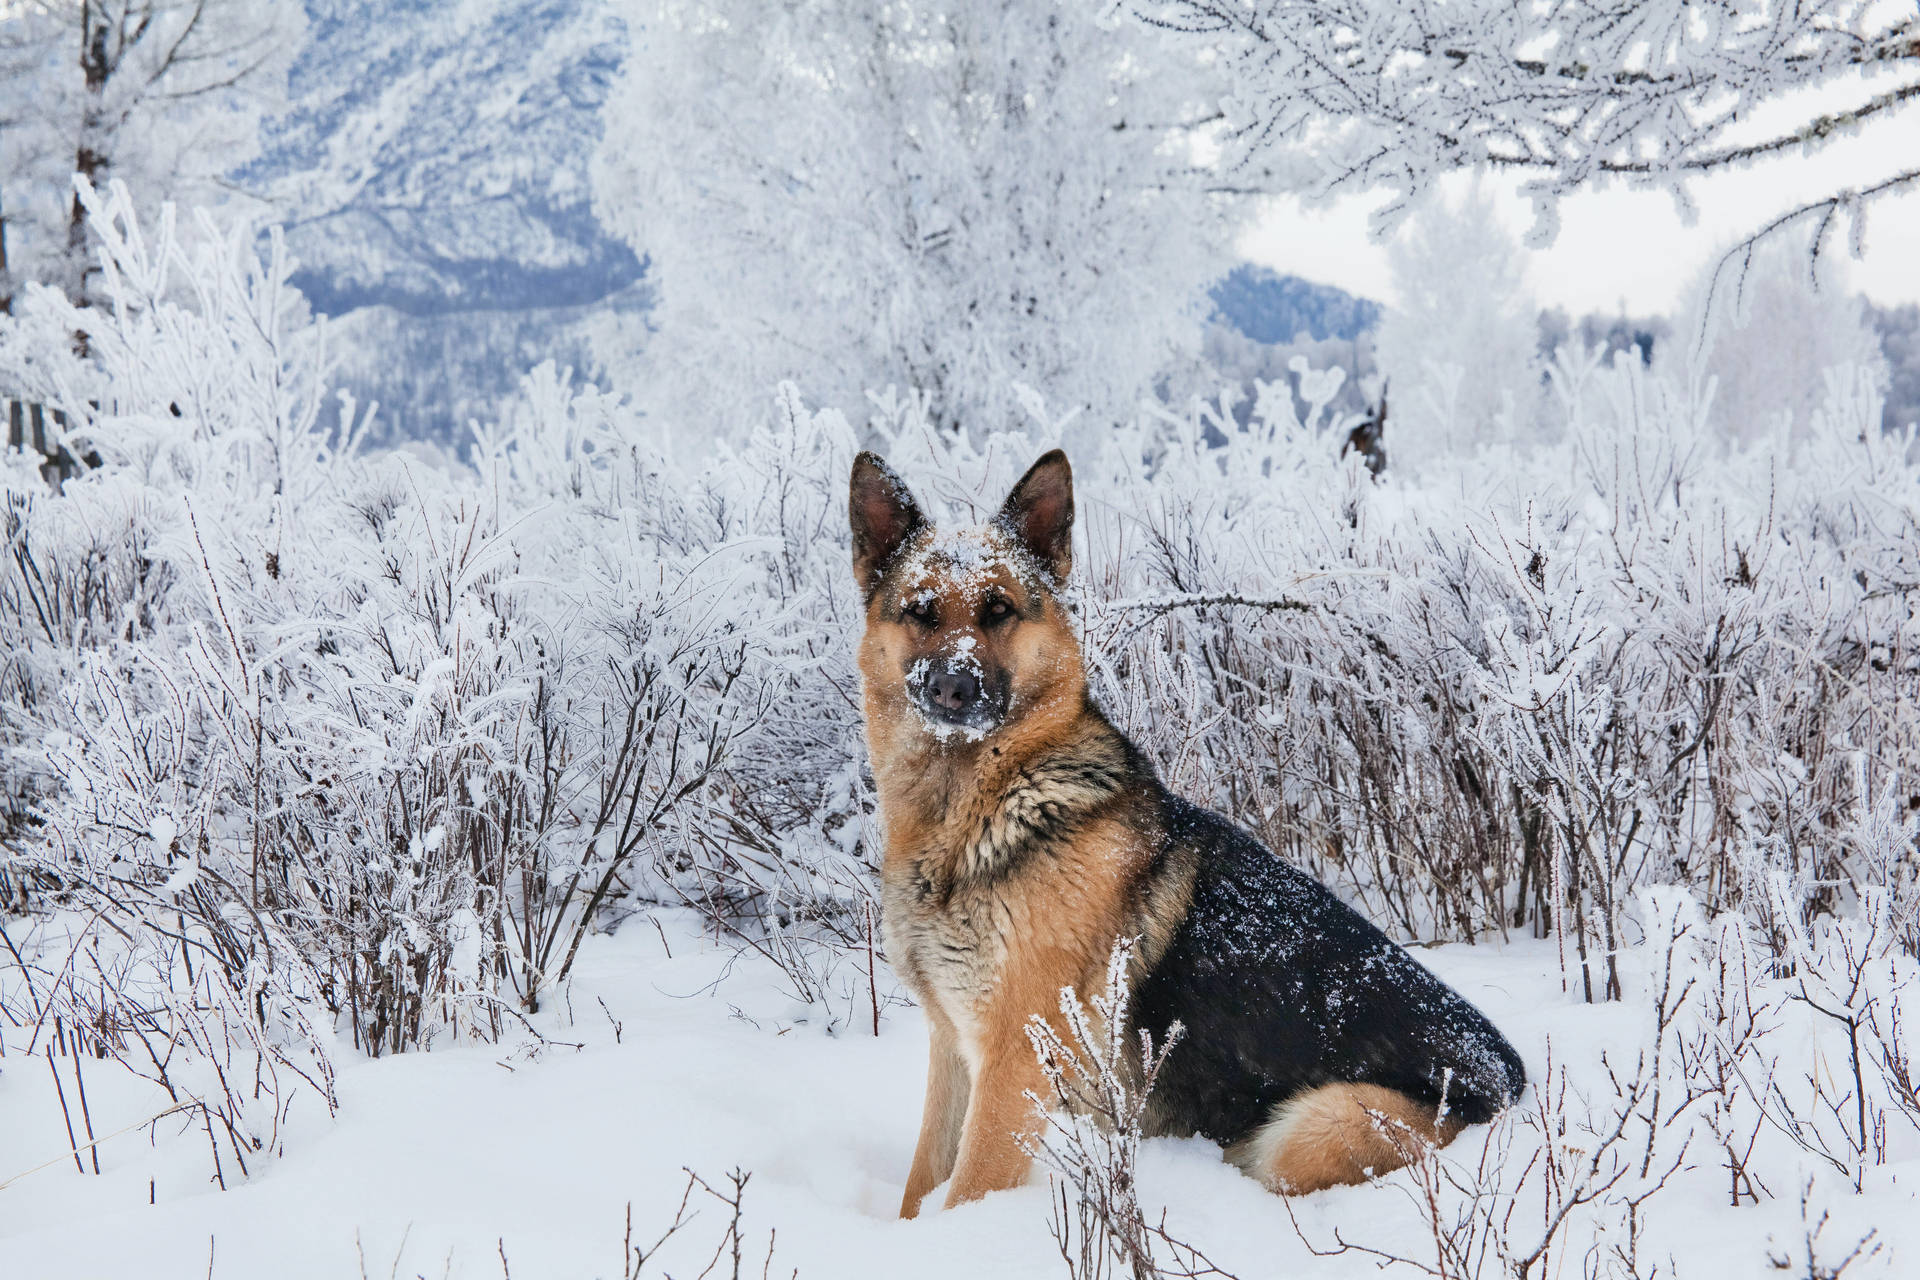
[1021,938,1239,1280]
[1114,0,1920,311]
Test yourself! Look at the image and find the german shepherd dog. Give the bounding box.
[850,449,1526,1217]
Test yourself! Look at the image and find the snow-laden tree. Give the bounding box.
[1374,188,1542,460]
[593,0,1235,439]
[1113,2,1920,281]
[0,1,303,314]
[1670,231,1888,443]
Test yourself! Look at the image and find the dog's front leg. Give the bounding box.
[942,1044,1046,1209]
[901,1010,971,1218]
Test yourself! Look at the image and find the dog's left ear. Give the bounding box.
[995,450,1074,583]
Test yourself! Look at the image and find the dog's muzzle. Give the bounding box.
[909,657,1006,733]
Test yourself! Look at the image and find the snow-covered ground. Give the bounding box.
[3,912,1910,1279]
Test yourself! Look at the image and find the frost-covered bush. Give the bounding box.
[6,188,1920,1194]
[1085,349,1919,997]
[1283,883,1915,1276]
[0,188,844,1168]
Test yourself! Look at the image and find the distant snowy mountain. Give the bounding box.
[241,0,642,443]
[252,0,639,318]
[1209,265,1381,344]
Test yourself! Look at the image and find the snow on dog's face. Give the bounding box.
[850,450,1080,744]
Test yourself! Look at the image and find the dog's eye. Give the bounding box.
[903,599,937,625]
[982,598,1014,625]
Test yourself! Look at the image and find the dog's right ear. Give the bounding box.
[995,449,1074,583]
[850,452,927,600]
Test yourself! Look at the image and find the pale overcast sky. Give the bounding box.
[1240,74,1920,319]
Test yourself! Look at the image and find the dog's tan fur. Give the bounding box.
[852,450,1501,1217]
[1227,1083,1466,1193]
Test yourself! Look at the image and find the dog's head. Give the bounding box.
[849,449,1081,743]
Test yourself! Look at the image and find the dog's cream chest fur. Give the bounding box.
[880,869,1015,1069]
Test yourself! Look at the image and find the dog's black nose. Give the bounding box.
[929,669,979,711]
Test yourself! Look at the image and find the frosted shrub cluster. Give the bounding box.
[4,192,1920,1224]
[0,187,873,1164]
[1266,881,1917,1278]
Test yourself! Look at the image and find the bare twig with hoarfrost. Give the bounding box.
[1021,938,1239,1280]
[0,0,305,314]
[1110,1,1920,354]
[1744,871,1920,1193]
[615,1168,796,1280]
[1287,901,1700,1279]
[1110,3,1919,234]
[1766,1178,1883,1280]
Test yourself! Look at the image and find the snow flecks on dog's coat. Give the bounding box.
[849,448,1526,1218]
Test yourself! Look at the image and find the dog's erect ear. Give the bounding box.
[995,450,1074,582]
[850,452,927,599]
